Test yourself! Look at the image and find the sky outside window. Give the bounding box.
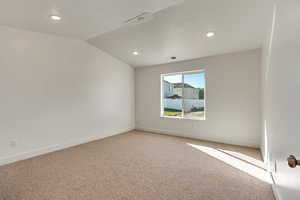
[164,74,182,83]
[184,72,205,88]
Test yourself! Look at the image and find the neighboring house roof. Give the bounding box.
[166,94,182,99]
[164,81,195,89]
[173,83,194,88]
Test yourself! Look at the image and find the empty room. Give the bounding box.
[0,0,299,199]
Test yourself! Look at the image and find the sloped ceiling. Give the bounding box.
[0,0,183,39]
[0,0,273,67]
[88,0,272,67]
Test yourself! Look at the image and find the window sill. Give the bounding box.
[160,115,206,121]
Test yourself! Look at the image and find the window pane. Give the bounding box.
[183,72,205,120]
[163,74,182,117]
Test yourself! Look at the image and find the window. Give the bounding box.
[161,70,205,120]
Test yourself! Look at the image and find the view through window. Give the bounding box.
[161,70,205,120]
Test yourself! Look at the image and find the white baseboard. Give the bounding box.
[136,127,259,148]
[0,127,134,167]
[270,172,280,200]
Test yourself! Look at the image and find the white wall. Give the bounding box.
[0,26,135,165]
[262,1,300,199]
[135,49,262,147]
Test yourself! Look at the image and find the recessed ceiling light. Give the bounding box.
[206,31,215,38]
[133,51,139,55]
[49,15,62,21]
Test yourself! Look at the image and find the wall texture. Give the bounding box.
[135,49,261,147]
[0,26,135,165]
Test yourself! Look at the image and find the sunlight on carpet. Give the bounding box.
[186,143,272,184]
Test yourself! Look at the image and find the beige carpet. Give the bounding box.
[0,131,274,200]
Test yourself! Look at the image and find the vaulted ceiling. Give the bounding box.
[0,0,273,67]
[0,0,183,39]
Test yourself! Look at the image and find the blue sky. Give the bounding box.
[184,73,205,88]
[164,72,205,88]
[164,74,182,83]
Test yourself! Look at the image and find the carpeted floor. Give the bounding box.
[0,131,274,200]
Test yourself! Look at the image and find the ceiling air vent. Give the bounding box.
[124,12,154,26]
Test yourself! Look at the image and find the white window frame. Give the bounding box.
[160,69,206,120]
